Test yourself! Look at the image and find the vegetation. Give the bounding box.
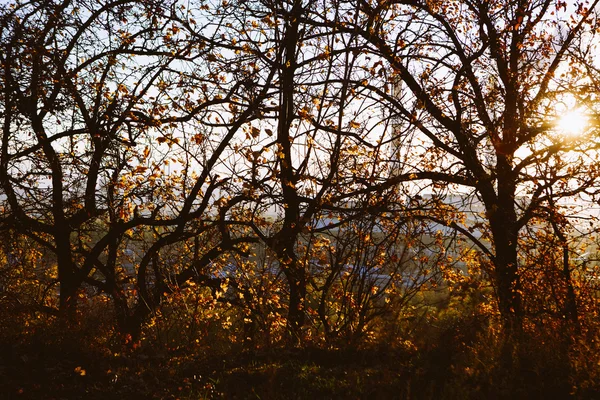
[2,0,600,398]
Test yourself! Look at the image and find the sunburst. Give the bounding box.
[556,108,589,137]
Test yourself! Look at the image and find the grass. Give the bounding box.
[1,338,416,400]
[2,317,600,399]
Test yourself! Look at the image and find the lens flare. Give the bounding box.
[556,108,588,136]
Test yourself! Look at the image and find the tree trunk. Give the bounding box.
[275,0,305,344]
[562,243,580,332]
[551,213,580,332]
[58,275,78,319]
[488,156,524,368]
[483,154,523,344]
[56,233,78,320]
[286,266,306,340]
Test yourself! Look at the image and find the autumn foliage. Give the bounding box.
[2,0,600,398]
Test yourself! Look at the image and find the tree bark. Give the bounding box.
[489,156,523,337]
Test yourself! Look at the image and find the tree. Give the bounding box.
[0,0,269,338]
[5,0,600,359]
[201,0,403,341]
[321,0,600,344]
[0,0,185,318]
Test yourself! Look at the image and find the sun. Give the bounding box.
[556,108,589,136]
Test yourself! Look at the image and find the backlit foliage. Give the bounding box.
[2,0,600,397]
